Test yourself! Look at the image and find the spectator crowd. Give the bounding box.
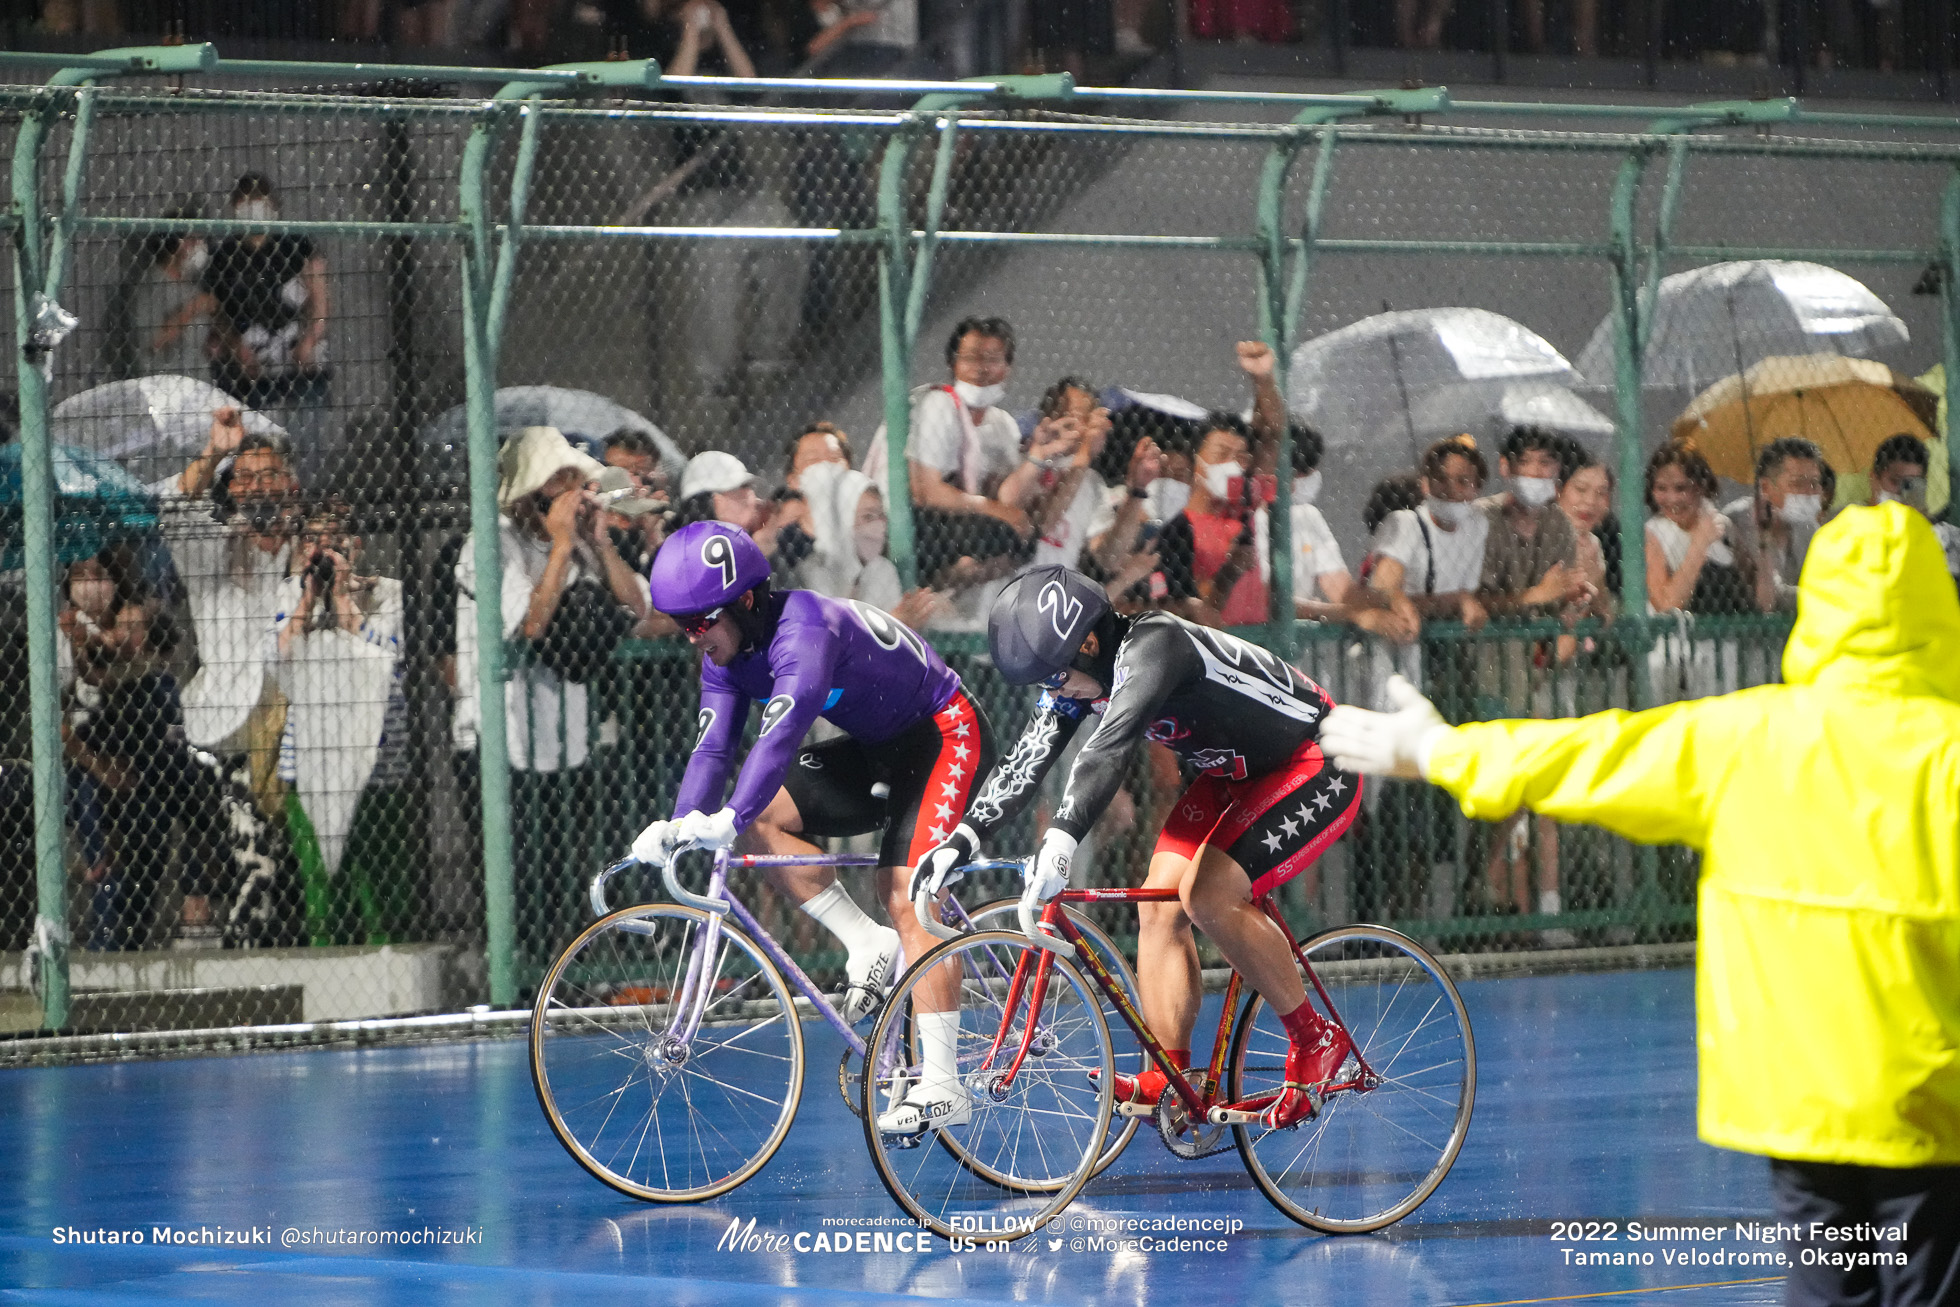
[19,288,1960,971]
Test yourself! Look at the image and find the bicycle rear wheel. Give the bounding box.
[965,898,1143,1176]
[1227,924,1474,1233]
[530,904,804,1202]
[862,930,1111,1241]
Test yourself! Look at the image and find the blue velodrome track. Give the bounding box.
[0,967,1789,1307]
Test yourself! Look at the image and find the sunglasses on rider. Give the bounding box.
[1039,666,1072,691]
[675,607,725,638]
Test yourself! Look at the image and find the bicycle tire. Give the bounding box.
[1227,924,1475,1233]
[966,898,1144,1177]
[861,929,1112,1241]
[530,903,805,1202]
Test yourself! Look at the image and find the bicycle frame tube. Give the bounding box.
[667,849,877,1057]
[1259,896,1377,1087]
[1046,896,1211,1119]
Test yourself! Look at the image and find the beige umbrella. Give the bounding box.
[1670,355,1937,485]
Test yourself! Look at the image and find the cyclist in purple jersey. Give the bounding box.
[633,522,997,1031]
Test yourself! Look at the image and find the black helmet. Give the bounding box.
[988,566,1112,686]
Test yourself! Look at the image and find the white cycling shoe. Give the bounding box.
[840,928,901,1025]
[875,1081,972,1134]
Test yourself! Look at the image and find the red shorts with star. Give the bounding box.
[781,690,996,870]
[1154,738,1362,897]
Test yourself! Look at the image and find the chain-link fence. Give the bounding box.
[2,52,1955,1055]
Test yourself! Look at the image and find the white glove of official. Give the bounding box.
[631,817,681,866]
[910,823,980,903]
[1022,828,1076,907]
[1320,675,1451,780]
[676,807,740,853]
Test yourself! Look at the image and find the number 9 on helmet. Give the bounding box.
[648,521,772,615]
[987,565,1111,686]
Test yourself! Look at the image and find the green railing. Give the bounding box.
[3,47,1953,1033]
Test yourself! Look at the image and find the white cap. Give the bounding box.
[680,450,758,500]
[497,426,603,509]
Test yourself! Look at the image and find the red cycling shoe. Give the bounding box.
[1261,1024,1354,1129]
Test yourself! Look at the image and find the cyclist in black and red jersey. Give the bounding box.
[912,565,1364,1131]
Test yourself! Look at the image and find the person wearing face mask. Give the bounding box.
[1720,437,1828,615]
[790,460,946,630]
[1866,433,1960,587]
[861,316,1044,608]
[1477,426,1591,621]
[1366,434,1493,645]
[1155,342,1288,629]
[1471,427,1591,929]
[198,173,334,486]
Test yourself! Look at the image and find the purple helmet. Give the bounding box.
[648,521,771,615]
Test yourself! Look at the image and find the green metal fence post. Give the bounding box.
[876,119,923,589]
[8,43,216,1031]
[877,74,1074,589]
[462,59,658,1005]
[1255,88,1442,659]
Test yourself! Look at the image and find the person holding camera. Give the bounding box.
[273,499,417,946]
[153,405,300,941]
[454,426,651,969]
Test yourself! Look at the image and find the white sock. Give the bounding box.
[915,1011,963,1096]
[1538,890,1562,916]
[800,882,891,961]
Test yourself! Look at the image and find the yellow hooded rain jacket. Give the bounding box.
[1425,503,1960,1167]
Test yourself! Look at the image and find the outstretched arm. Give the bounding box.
[1323,677,1717,848]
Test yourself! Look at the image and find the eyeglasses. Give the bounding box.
[675,607,725,638]
[1039,666,1071,691]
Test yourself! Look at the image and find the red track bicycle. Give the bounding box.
[861,880,1475,1240]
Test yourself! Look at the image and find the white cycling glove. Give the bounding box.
[676,807,740,853]
[910,823,980,903]
[1320,676,1451,780]
[1022,828,1076,907]
[631,817,682,866]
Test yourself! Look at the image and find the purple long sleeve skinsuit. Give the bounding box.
[671,590,961,828]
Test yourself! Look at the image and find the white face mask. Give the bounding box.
[1511,475,1558,509]
[952,380,1004,410]
[1425,496,1470,529]
[181,242,210,275]
[853,518,887,564]
[1200,459,1242,500]
[1776,494,1822,527]
[1292,470,1323,506]
[1145,477,1190,523]
[233,197,276,223]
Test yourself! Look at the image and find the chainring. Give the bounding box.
[1155,1082,1232,1160]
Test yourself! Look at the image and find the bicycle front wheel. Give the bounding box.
[966,898,1143,1177]
[862,930,1112,1241]
[530,904,805,1202]
[1227,924,1475,1233]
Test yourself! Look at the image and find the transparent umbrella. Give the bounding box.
[418,386,686,496]
[1574,260,1908,394]
[1287,308,1579,549]
[52,375,287,489]
[1401,379,1615,457]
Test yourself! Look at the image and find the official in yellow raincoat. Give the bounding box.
[1322,503,1960,1307]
